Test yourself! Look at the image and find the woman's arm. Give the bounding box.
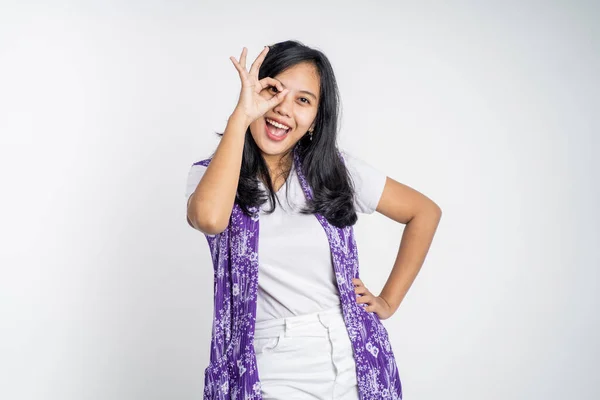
[354,176,442,319]
[187,46,288,235]
[187,112,249,235]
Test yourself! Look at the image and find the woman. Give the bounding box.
[186,40,441,400]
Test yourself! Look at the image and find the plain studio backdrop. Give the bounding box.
[1,1,598,399]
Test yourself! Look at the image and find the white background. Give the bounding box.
[1,1,598,399]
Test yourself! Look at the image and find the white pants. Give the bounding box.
[253,304,360,400]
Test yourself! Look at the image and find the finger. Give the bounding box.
[352,278,363,287]
[265,88,289,108]
[249,46,269,77]
[356,293,373,304]
[257,77,283,92]
[239,47,248,71]
[354,285,368,295]
[229,57,248,78]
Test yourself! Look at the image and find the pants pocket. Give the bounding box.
[254,335,282,355]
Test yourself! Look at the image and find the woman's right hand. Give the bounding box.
[230,46,289,126]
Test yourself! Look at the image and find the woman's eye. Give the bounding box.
[299,98,310,104]
[268,86,278,93]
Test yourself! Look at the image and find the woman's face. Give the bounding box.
[249,62,320,167]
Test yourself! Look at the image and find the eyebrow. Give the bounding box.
[279,83,318,101]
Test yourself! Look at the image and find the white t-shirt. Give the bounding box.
[185,150,387,322]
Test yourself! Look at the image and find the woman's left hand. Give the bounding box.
[352,278,395,320]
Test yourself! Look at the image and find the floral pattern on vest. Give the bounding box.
[194,144,402,399]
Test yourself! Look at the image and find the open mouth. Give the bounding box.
[265,118,291,140]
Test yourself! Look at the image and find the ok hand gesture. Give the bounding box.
[230,46,289,125]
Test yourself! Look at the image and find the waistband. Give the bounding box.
[254,303,345,339]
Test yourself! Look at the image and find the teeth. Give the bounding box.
[266,118,290,130]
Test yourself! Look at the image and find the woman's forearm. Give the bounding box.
[187,110,250,234]
[379,205,442,313]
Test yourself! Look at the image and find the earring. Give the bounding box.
[309,128,314,141]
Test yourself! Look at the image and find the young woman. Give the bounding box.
[186,40,441,400]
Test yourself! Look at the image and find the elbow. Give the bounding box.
[431,202,442,224]
[188,211,227,236]
[433,203,442,217]
[429,201,442,219]
[187,199,228,235]
[417,201,442,222]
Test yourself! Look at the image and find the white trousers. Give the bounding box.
[253,304,360,400]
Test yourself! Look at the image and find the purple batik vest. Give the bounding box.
[195,145,402,400]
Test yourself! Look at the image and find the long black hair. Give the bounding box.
[213,40,357,228]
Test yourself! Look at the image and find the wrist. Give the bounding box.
[378,294,396,312]
[229,108,253,128]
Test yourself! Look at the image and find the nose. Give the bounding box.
[273,91,292,117]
